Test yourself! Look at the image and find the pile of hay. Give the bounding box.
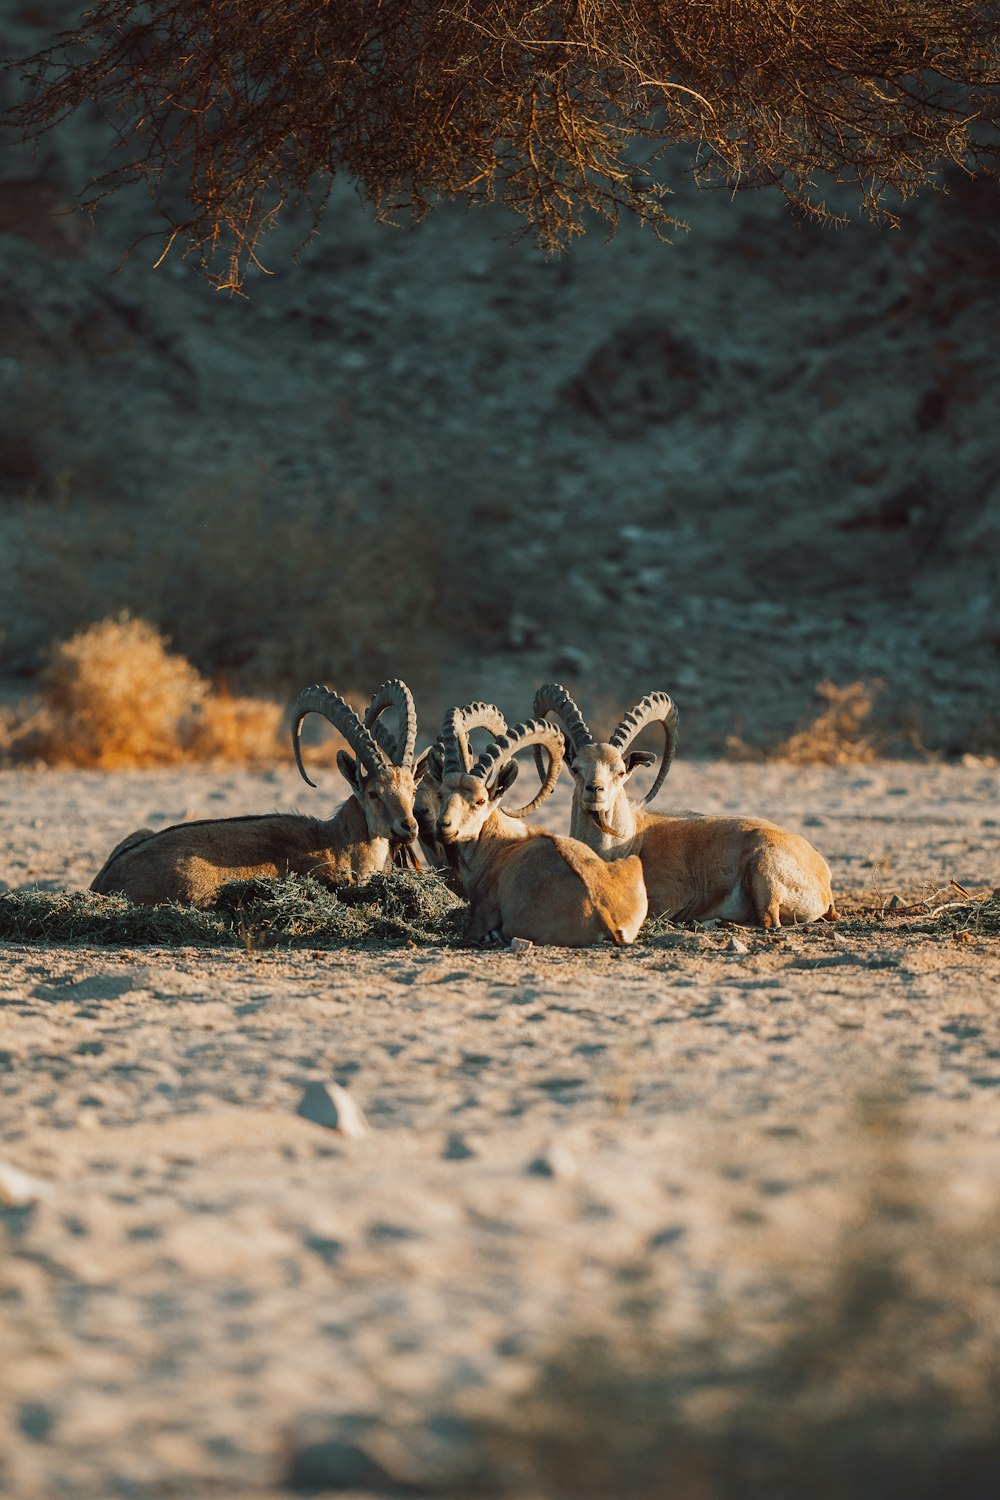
[212,869,465,948]
[0,888,232,946]
[0,879,995,953]
[0,870,465,950]
[942,888,1000,937]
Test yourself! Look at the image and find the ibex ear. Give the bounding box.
[337,749,364,795]
[489,760,520,802]
[626,750,657,774]
[414,744,442,784]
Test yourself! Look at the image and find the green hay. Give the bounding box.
[0,881,995,953]
[0,870,465,951]
[212,869,465,949]
[643,891,1000,946]
[937,889,1000,937]
[0,887,233,947]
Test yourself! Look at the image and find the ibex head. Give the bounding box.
[532,683,678,829]
[436,714,564,846]
[413,702,509,854]
[292,679,420,847]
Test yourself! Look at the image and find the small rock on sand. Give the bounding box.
[296,1082,369,1139]
[0,1159,47,1207]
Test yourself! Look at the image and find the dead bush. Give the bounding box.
[18,614,206,767]
[11,1,1000,290]
[774,679,881,765]
[0,608,420,769]
[184,689,286,765]
[0,614,313,768]
[728,680,881,766]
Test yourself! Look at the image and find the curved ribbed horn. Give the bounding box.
[608,692,679,806]
[470,719,565,816]
[292,685,384,789]
[456,702,508,741]
[532,683,594,753]
[441,706,471,777]
[439,702,508,777]
[364,679,417,767]
[531,682,593,790]
[504,736,564,818]
[450,702,509,771]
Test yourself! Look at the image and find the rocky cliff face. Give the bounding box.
[2,4,998,753]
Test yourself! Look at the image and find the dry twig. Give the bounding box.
[6,1,1000,288]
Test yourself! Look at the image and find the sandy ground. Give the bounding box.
[1,761,999,1497]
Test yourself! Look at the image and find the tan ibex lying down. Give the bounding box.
[434,711,647,947]
[414,700,559,881]
[533,683,837,928]
[90,680,421,907]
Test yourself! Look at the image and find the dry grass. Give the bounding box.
[0,870,465,949]
[7,615,206,768]
[184,689,287,765]
[0,614,296,768]
[2,877,995,952]
[836,886,1000,940]
[728,680,881,766]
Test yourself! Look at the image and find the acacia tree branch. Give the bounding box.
[5,0,1000,289]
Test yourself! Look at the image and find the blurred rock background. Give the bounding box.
[1,2,998,756]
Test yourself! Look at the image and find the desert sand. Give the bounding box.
[1,760,998,1497]
[3,2,1000,1492]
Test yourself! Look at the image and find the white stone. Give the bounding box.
[0,1160,47,1207]
[297,1082,369,1138]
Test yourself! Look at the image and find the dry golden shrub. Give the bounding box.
[727,680,881,766]
[1,614,317,769]
[774,679,881,766]
[184,691,286,765]
[29,614,206,767]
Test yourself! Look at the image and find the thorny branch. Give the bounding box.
[6,0,1000,289]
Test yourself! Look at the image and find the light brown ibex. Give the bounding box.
[413,701,559,881]
[533,684,837,928]
[434,713,647,947]
[90,680,421,907]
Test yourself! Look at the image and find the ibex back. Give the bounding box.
[90,680,421,907]
[534,684,836,928]
[435,712,648,946]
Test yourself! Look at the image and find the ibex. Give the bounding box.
[414,701,557,880]
[434,712,648,946]
[533,684,837,928]
[90,681,421,907]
